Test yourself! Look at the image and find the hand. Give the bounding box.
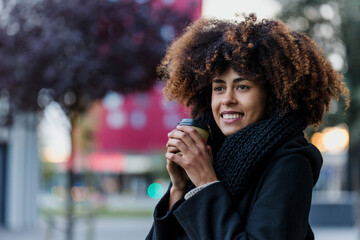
[166,158,188,192]
[166,135,188,209]
[167,159,187,210]
[166,125,218,188]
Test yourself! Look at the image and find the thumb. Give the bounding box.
[206,145,213,163]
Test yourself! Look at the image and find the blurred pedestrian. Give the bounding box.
[147,14,350,239]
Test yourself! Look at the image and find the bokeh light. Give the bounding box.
[322,126,349,153]
[147,183,164,199]
[311,132,326,152]
[311,125,349,154]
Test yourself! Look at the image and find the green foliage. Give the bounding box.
[277,0,360,189]
[340,0,360,146]
[277,0,353,133]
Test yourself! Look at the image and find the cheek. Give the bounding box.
[258,92,267,116]
[253,98,267,119]
[210,95,218,113]
[249,88,267,118]
[211,96,222,126]
[246,96,266,121]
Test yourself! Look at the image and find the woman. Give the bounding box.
[146,14,350,240]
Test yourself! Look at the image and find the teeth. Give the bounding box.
[223,114,240,119]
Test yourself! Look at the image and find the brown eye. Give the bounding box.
[237,85,249,90]
[213,86,225,91]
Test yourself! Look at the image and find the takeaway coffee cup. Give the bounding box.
[177,118,210,144]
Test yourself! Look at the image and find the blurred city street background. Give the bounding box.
[1,0,360,239]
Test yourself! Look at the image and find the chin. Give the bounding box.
[220,126,242,136]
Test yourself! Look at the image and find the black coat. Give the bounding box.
[146,135,322,240]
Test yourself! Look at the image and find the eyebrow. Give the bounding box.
[212,77,246,84]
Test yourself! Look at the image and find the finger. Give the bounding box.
[166,138,188,153]
[167,130,196,153]
[168,128,196,146]
[167,129,176,137]
[177,125,205,148]
[165,152,183,166]
[167,146,179,153]
[206,145,212,152]
[206,145,213,163]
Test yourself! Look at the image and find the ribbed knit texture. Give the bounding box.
[197,111,307,197]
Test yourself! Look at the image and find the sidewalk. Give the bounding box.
[313,227,359,240]
[0,216,359,240]
[0,216,153,240]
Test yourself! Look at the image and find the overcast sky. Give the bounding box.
[202,0,282,20]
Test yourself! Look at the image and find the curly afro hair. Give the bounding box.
[158,14,350,126]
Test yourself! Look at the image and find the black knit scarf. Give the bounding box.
[197,111,307,197]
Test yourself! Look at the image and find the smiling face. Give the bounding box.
[211,67,267,136]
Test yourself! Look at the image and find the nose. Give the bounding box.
[221,89,237,105]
